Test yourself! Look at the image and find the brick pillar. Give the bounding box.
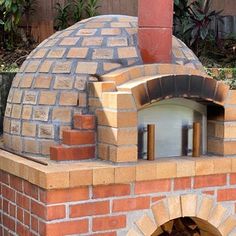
[138,0,173,63]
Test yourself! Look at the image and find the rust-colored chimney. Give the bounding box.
[138,0,173,63]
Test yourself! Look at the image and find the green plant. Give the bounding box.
[73,0,85,22]
[86,0,100,18]
[54,2,72,30]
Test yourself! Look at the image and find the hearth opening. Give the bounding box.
[138,98,207,159]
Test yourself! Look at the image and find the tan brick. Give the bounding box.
[43,38,59,47]
[118,47,137,58]
[156,161,177,179]
[11,136,23,153]
[96,109,137,127]
[24,60,41,72]
[76,28,97,36]
[54,76,73,89]
[101,28,121,35]
[195,159,214,176]
[40,139,57,155]
[3,133,11,148]
[12,90,23,103]
[136,163,157,181]
[225,90,236,105]
[109,145,137,162]
[129,66,144,79]
[176,160,195,177]
[60,37,80,45]
[39,91,57,105]
[103,63,121,72]
[53,61,72,73]
[10,121,21,135]
[207,138,224,155]
[76,62,98,74]
[181,194,197,217]
[19,75,34,88]
[22,105,32,120]
[197,196,214,220]
[32,48,48,58]
[126,229,140,236]
[59,92,78,106]
[78,93,87,107]
[111,22,131,28]
[58,30,73,37]
[225,122,236,138]
[23,138,40,154]
[67,48,88,58]
[98,126,137,145]
[224,141,236,155]
[85,22,105,28]
[208,204,227,228]
[89,82,116,98]
[82,37,103,46]
[23,91,38,105]
[59,125,71,139]
[218,216,236,236]
[4,104,12,117]
[3,118,11,133]
[92,49,114,59]
[33,107,49,121]
[213,157,232,173]
[47,48,66,58]
[38,124,54,139]
[70,169,93,187]
[74,76,87,90]
[145,64,158,76]
[11,105,22,119]
[93,168,114,185]
[107,37,128,47]
[135,214,156,236]
[7,89,13,102]
[52,108,71,123]
[11,75,21,87]
[167,196,182,220]
[115,166,136,184]
[38,60,53,73]
[152,200,169,226]
[34,76,52,88]
[22,122,37,137]
[98,143,109,160]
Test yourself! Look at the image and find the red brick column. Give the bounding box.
[138,0,173,63]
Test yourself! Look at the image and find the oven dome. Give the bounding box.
[3,15,205,157]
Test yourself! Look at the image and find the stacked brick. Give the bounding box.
[1,169,236,235]
[3,15,205,158]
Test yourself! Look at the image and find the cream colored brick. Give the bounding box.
[195,159,214,176]
[70,169,93,187]
[23,138,40,154]
[34,76,52,88]
[11,104,22,119]
[156,161,177,179]
[167,196,181,220]
[33,107,49,121]
[12,90,23,103]
[38,124,54,139]
[52,108,71,123]
[19,75,33,88]
[152,200,170,227]
[98,143,109,160]
[118,47,137,58]
[11,136,23,153]
[109,145,137,162]
[136,163,157,181]
[22,122,37,137]
[39,91,57,105]
[92,48,114,59]
[53,61,72,73]
[78,93,87,107]
[181,194,197,217]
[218,216,236,236]
[93,168,114,185]
[54,76,73,89]
[67,48,88,58]
[135,214,156,236]
[10,121,21,135]
[209,204,228,228]
[197,196,214,220]
[22,105,32,120]
[96,109,137,128]
[176,159,195,177]
[76,62,98,74]
[89,82,116,98]
[115,166,136,184]
[126,229,140,236]
[59,92,78,106]
[213,157,232,174]
[23,91,38,105]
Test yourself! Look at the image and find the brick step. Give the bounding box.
[63,130,95,145]
[50,145,95,161]
[73,114,96,130]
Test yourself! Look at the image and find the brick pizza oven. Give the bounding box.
[1,0,236,235]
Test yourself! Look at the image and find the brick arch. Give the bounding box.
[126,194,236,236]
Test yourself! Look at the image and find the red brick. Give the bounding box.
[93,184,130,199]
[135,179,171,194]
[152,196,165,203]
[50,145,95,161]
[44,187,89,204]
[202,190,215,195]
[194,174,227,189]
[31,216,39,232]
[47,205,66,220]
[2,185,15,202]
[31,200,46,219]
[174,177,191,191]
[112,197,150,212]
[9,203,16,217]
[1,171,9,185]
[16,192,30,210]
[3,199,9,213]
[62,130,95,145]
[10,175,23,192]
[230,173,236,185]
[3,214,15,232]
[24,211,30,226]
[74,114,96,130]
[23,181,38,199]
[217,188,236,201]
[92,215,126,231]
[45,219,88,235]
[92,233,117,236]
[17,207,24,222]
[16,222,30,236]
[70,201,109,217]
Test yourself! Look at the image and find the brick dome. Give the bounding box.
[3,15,205,157]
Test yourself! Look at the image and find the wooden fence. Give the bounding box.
[28,0,236,42]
